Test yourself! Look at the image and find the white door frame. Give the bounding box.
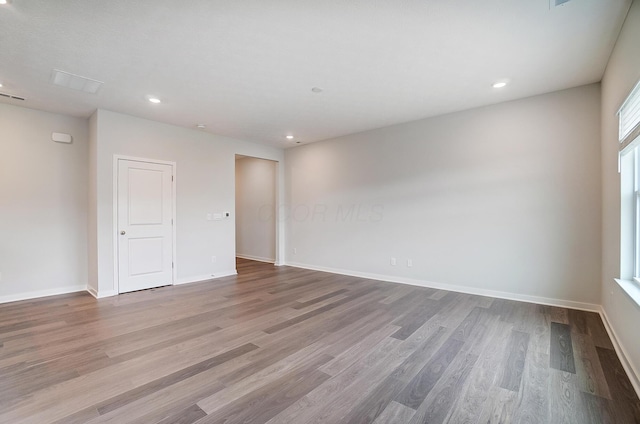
[113,155,177,294]
[234,155,283,266]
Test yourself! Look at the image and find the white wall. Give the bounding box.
[601,0,640,390]
[92,110,284,296]
[285,84,602,308]
[235,157,276,262]
[0,103,88,302]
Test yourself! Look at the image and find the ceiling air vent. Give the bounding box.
[51,69,103,94]
[0,92,25,101]
[551,0,572,7]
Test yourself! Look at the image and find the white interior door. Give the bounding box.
[117,159,174,293]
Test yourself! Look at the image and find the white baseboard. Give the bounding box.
[175,270,237,286]
[284,261,601,312]
[599,307,640,398]
[86,272,239,298]
[236,254,275,264]
[0,284,87,304]
[87,287,98,298]
[86,288,118,299]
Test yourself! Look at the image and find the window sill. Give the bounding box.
[614,279,640,308]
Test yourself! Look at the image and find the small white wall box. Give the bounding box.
[52,132,73,143]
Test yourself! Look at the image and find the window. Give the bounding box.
[620,80,640,147]
[619,80,640,285]
[634,148,640,281]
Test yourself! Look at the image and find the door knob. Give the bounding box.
[120,230,126,235]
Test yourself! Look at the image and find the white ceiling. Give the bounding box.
[0,0,631,148]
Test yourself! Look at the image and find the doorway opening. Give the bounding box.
[235,155,277,268]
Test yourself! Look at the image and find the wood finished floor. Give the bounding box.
[1,258,639,424]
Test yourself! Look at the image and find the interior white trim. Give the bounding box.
[175,270,238,285]
[284,261,601,312]
[112,155,177,295]
[236,254,275,264]
[599,306,640,397]
[233,154,283,266]
[87,288,118,299]
[615,278,640,308]
[0,284,87,304]
[87,287,98,298]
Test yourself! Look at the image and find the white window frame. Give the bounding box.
[620,79,640,147]
[634,148,640,283]
[619,79,640,291]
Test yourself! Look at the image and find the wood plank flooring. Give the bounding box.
[0,258,639,423]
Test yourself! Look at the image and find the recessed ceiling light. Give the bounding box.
[492,81,508,89]
[286,135,294,140]
[311,87,324,93]
[196,124,206,129]
[0,83,3,88]
[0,1,7,5]
[148,97,161,104]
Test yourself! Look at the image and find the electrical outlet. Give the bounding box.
[211,256,217,263]
[390,258,396,266]
[407,259,413,267]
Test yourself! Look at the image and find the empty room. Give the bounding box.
[1,0,640,423]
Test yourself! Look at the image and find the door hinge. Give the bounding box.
[172,175,174,182]
[171,219,174,225]
[172,262,174,268]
